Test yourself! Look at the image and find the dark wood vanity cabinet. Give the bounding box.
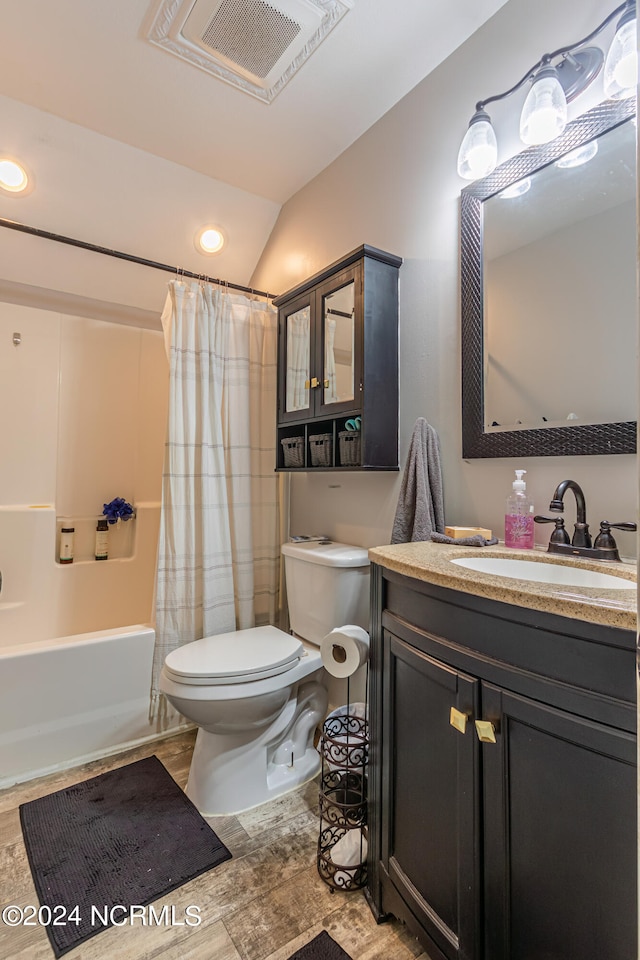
[368,564,637,960]
[273,245,401,471]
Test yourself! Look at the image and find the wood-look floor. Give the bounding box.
[0,731,430,960]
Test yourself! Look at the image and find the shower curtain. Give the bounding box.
[151,279,280,702]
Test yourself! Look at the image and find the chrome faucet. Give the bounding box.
[535,479,636,561]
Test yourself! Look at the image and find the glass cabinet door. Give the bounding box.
[322,280,355,408]
[284,304,311,414]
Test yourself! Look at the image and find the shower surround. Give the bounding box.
[0,300,173,786]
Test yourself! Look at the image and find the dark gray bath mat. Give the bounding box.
[288,931,353,960]
[19,754,231,957]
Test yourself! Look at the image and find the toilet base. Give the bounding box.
[187,742,321,817]
[185,679,327,815]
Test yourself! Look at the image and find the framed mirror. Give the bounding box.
[460,96,636,458]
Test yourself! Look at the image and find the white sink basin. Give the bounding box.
[450,556,636,590]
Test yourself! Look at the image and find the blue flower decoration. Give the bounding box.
[102,497,134,524]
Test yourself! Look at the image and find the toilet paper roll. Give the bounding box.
[320,625,369,678]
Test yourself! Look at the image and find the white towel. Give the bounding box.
[391,418,445,544]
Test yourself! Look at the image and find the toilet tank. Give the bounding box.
[281,540,370,647]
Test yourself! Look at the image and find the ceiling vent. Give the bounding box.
[146,0,352,103]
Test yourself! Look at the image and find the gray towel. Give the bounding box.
[431,532,499,547]
[391,418,445,544]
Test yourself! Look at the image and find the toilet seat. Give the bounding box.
[163,625,304,686]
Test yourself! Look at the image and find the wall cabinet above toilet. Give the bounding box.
[274,245,401,471]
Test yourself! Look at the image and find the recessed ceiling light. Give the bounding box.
[0,158,30,194]
[196,225,225,254]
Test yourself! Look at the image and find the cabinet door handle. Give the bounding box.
[475,720,497,743]
[311,377,319,388]
[449,707,469,734]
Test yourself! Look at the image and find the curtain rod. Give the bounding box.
[0,216,278,300]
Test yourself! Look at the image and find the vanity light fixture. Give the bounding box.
[499,177,531,199]
[555,139,599,168]
[456,108,498,181]
[195,225,225,255]
[519,64,568,146]
[604,2,638,98]
[0,158,30,194]
[457,0,637,180]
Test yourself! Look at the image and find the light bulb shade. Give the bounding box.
[604,15,637,99]
[555,140,598,168]
[457,111,498,180]
[519,67,568,145]
[499,177,531,199]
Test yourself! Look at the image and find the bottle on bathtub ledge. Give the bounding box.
[59,526,75,564]
[95,518,109,561]
[504,469,535,549]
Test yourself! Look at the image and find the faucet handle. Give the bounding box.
[534,515,571,545]
[593,520,637,551]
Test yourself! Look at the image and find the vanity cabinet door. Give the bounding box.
[381,631,481,960]
[480,683,637,960]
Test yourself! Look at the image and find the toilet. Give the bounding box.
[159,539,370,815]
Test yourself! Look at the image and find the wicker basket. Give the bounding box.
[338,431,361,466]
[309,433,333,467]
[280,436,304,468]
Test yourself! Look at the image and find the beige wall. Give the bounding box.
[251,0,638,559]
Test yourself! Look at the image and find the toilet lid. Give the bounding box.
[163,625,304,685]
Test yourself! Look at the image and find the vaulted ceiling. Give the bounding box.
[0,0,509,204]
[0,0,511,311]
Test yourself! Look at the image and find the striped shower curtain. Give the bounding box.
[151,280,280,705]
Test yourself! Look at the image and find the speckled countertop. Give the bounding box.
[368,541,637,631]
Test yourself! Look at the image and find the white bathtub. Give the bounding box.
[0,624,188,789]
[0,505,186,788]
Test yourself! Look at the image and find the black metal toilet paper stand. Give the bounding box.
[317,673,369,891]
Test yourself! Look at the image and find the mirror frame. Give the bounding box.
[460,96,636,458]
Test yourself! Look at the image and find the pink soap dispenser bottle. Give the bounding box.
[504,469,535,549]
